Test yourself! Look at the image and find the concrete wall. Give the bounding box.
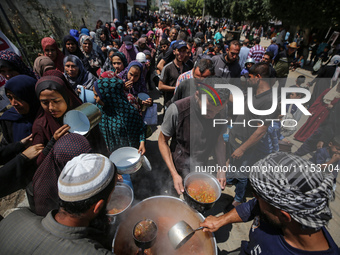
[0,0,113,42]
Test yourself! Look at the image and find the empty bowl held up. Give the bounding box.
[109,147,152,175]
[63,103,101,135]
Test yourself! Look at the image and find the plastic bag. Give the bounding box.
[143,104,157,125]
[313,59,322,72]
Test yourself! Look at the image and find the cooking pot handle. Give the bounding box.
[142,155,152,171]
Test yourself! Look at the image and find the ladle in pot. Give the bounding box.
[168,220,204,249]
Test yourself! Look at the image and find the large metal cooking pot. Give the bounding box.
[113,196,217,255]
[183,172,221,213]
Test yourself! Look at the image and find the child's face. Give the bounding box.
[329,142,340,155]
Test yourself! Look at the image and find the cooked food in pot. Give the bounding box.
[187,179,217,203]
[134,219,157,242]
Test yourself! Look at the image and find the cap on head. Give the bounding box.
[58,153,116,202]
[136,52,147,63]
[123,35,133,46]
[271,37,277,42]
[173,40,187,50]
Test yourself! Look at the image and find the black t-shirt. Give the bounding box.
[205,30,213,40]
[160,61,190,105]
[162,45,175,65]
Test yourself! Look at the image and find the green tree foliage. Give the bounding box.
[267,0,339,28]
[185,0,204,16]
[170,0,186,15]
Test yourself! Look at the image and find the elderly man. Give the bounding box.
[0,154,117,255]
[201,152,339,255]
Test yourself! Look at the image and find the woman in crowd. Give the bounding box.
[0,75,40,146]
[0,49,37,81]
[119,35,138,63]
[41,37,65,72]
[32,74,107,165]
[110,27,121,41]
[63,55,97,91]
[146,31,155,49]
[118,60,148,96]
[100,48,117,74]
[33,56,55,77]
[95,26,112,57]
[93,76,146,153]
[33,133,91,216]
[112,39,121,50]
[79,35,104,76]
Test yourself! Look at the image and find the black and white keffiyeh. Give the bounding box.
[250,152,335,230]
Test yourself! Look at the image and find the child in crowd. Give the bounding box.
[240,58,255,77]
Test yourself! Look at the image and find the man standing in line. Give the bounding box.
[239,39,250,69]
[159,40,190,106]
[247,37,265,63]
[212,40,241,79]
[227,63,279,207]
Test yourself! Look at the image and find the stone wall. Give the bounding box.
[0,0,113,42]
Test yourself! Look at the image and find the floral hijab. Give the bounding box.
[0,49,38,79]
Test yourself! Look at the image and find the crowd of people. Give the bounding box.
[0,12,339,254]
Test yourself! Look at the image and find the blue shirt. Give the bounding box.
[266,44,279,60]
[258,121,284,154]
[236,199,340,255]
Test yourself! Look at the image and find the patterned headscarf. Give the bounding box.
[33,133,92,216]
[33,56,55,77]
[250,152,335,230]
[0,49,37,79]
[94,77,145,152]
[118,60,147,96]
[63,55,97,90]
[41,37,65,72]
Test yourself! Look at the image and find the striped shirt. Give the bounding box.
[247,44,265,63]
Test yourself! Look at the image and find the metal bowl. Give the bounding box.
[113,196,217,255]
[183,172,221,213]
[106,183,134,222]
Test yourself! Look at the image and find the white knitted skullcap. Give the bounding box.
[58,153,115,202]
